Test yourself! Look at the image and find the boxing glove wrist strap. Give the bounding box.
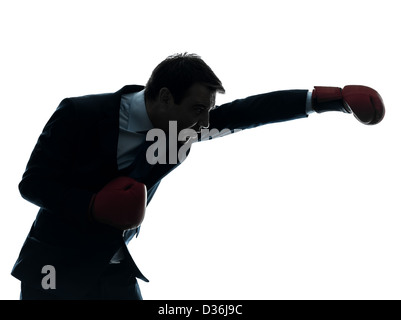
[312,86,351,114]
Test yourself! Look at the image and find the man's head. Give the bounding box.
[145,53,225,133]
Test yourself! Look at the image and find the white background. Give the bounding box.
[1,0,400,300]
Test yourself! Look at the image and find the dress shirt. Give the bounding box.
[110,89,153,264]
[117,89,154,170]
[305,91,314,115]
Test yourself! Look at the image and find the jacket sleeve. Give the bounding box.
[200,90,309,140]
[18,98,95,224]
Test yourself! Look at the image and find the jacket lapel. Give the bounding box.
[97,85,145,172]
[103,85,190,190]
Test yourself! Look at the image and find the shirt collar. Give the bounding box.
[127,89,154,133]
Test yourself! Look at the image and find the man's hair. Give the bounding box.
[145,53,225,104]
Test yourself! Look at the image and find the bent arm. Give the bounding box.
[18,98,94,224]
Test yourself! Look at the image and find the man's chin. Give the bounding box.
[180,126,200,134]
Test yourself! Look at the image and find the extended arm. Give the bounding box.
[201,85,384,141]
[198,89,308,141]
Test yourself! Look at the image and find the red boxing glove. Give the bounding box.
[312,85,385,125]
[342,85,385,125]
[90,177,147,230]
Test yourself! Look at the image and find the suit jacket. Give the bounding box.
[12,84,308,298]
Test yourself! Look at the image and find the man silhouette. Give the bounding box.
[12,53,385,299]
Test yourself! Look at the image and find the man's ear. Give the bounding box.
[158,87,173,106]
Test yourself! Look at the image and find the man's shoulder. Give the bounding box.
[61,85,144,118]
[118,84,145,95]
[66,85,145,104]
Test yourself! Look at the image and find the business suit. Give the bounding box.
[12,84,308,299]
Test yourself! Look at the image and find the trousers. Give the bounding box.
[20,260,143,300]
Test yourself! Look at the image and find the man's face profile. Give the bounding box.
[157,83,216,133]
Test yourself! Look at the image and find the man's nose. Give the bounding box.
[198,112,210,129]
